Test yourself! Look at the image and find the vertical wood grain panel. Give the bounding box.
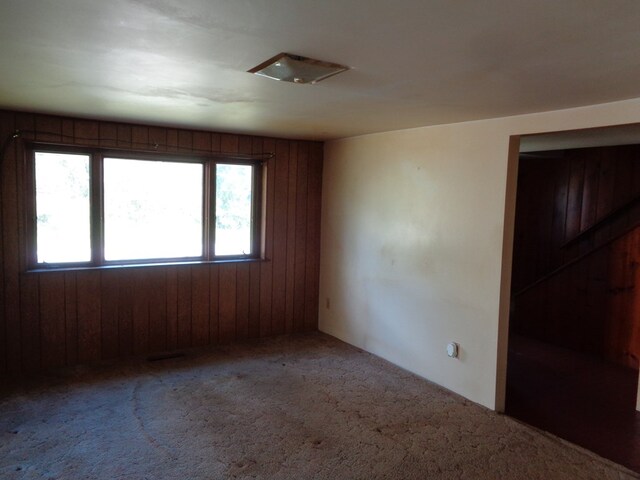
[209,265,220,344]
[550,159,570,267]
[193,131,211,153]
[628,230,640,365]
[165,267,178,351]
[0,110,323,375]
[0,164,4,373]
[580,152,600,233]
[260,138,276,337]
[248,262,261,338]
[19,275,39,372]
[586,245,610,352]
[132,269,151,355]
[284,142,298,333]
[100,270,120,359]
[0,112,15,373]
[239,136,252,156]
[15,114,33,275]
[571,257,590,351]
[304,142,323,330]
[633,146,640,194]
[62,118,74,140]
[191,265,210,346]
[511,160,535,291]
[35,115,62,142]
[612,149,634,208]
[117,272,134,358]
[236,264,250,339]
[131,125,149,148]
[5,112,24,373]
[221,134,239,153]
[595,149,615,222]
[15,113,37,364]
[219,264,237,342]
[248,137,263,338]
[293,142,309,332]
[117,124,132,148]
[609,152,635,238]
[149,127,167,152]
[166,129,178,152]
[536,158,557,276]
[178,130,192,152]
[64,272,78,366]
[176,266,192,349]
[594,151,615,245]
[39,273,66,368]
[76,271,101,363]
[604,237,631,365]
[74,120,99,146]
[526,164,549,281]
[211,132,222,153]
[237,136,253,340]
[564,154,585,243]
[99,122,118,148]
[148,267,168,353]
[271,140,289,334]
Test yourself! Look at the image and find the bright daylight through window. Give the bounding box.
[215,164,253,256]
[104,158,203,261]
[35,152,92,263]
[30,145,262,269]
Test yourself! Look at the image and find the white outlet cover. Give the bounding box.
[447,342,459,358]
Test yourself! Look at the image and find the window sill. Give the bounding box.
[26,257,268,274]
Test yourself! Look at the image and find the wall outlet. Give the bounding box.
[447,342,459,358]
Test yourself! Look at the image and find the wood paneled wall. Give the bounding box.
[514,227,640,367]
[0,110,323,375]
[512,145,640,294]
[511,145,640,368]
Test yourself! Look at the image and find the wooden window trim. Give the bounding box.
[25,142,266,271]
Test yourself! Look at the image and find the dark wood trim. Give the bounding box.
[91,151,103,265]
[24,142,265,270]
[203,160,213,259]
[252,162,264,257]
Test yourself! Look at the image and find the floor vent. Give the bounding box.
[147,352,186,362]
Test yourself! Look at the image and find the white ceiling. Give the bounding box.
[1,0,640,140]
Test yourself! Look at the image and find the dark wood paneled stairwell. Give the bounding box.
[511,145,640,368]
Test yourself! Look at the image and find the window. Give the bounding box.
[103,158,204,261]
[27,144,264,269]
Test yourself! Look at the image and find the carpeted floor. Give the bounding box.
[1,332,637,480]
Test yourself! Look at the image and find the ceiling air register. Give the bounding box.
[248,53,349,84]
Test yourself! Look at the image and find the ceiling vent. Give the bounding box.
[248,53,349,84]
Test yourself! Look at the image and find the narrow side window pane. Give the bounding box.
[103,158,203,261]
[35,152,91,264]
[215,164,253,256]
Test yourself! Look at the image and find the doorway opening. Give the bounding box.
[502,126,640,472]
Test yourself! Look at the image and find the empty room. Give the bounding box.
[1,1,640,478]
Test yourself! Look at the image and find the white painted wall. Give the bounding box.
[319,98,640,410]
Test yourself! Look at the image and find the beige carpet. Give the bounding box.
[0,332,637,479]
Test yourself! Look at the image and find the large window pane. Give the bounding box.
[104,158,203,261]
[35,152,91,263]
[215,164,252,255]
